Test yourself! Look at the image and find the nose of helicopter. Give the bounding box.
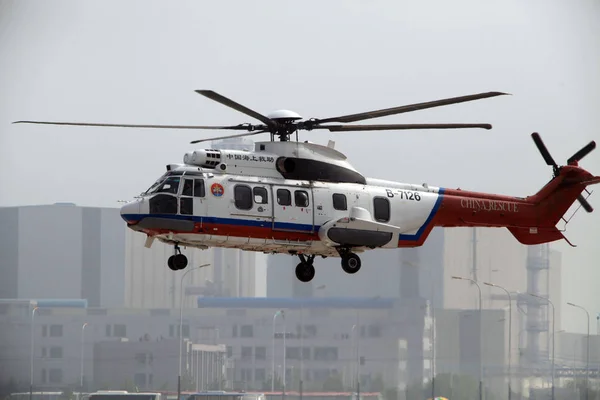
[120,200,141,223]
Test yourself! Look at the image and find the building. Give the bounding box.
[0,298,415,392]
[0,204,125,307]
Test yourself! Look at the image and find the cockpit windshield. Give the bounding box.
[143,174,181,195]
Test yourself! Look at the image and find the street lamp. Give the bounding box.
[272,309,284,392]
[178,263,211,400]
[484,282,513,400]
[567,301,590,400]
[80,322,89,392]
[452,276,483,400]
[525,292,555,400]
[30,306,39,400]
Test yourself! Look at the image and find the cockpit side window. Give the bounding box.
[295,190,309,207]
[182,179,194,196]
[194,179,205,197]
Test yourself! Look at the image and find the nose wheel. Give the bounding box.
[168,244,188,271]
[295,254,316,282]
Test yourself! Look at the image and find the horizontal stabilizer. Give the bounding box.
[508,226,566,245]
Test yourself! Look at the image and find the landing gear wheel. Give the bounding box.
[173,254,188,270]
[167,244,188,271]
[341,252,361,274]
[295,262,315,282]
[167,255,177,271]
[295,254,316,282]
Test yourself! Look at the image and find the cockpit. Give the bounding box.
[120,169,207,222]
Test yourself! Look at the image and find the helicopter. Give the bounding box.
[14,90,599,282]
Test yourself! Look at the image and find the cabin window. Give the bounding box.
[277,189,291,206]
[234,185,253,210]
[295,190,309,207]
[253,187,268,204]
[193,179,205,197]
[332,193,347,210]
[181,179,194,196]
[373,197,390,222]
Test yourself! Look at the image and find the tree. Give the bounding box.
[261,373,283,391]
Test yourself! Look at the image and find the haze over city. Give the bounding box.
[1,1,599,399]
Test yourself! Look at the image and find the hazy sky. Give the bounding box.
[1,0,599,333]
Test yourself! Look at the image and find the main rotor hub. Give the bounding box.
[266,109,303,121]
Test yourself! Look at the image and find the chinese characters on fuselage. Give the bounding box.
[226,154,275,162]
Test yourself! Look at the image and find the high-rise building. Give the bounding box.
[0,204,125,307]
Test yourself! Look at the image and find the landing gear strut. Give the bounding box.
[338,248,361,274]
[295,254,316,283]
[167,244,188,271]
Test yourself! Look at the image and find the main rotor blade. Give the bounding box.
[190,130,268,144]
[195,90,276,128]
[315,123,493,132]
[12,120,266,131]
[531,132,557,167]
[567,141,596,164]
[577,194,594,212]
[315,91,509,124]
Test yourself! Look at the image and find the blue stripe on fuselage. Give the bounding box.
[122,213,317,232]
[398,187,445,241]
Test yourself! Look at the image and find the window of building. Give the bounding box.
[240,325,254,338]
[226,346,233,358]
[41,369,47,383]
[234,185,253,210]
[113,324,126,337]
[295,190,309,207]
[49,347,62,359]
[373,197,390,222]
[314,347,338,361]
[48,368,63,384]
[241,346,253,360]
[302,347,310,360]
[42,325,47,337]
[368,324,382,338]
[49,325,63,337]
[286,347,300,360]
[255,368,266,382]
[253,187,268,204]
[255,346,266,360]
[304,325,317,337]
[194,179,205,197]
[332,193,347,210]
[134,373,146,386]
[232,325,238,338]
[106,324,111,337]
[182,324,190,338]
[42,347,47,358]
[277,189,291,206]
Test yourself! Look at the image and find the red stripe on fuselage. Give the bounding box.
[137,222,321,242]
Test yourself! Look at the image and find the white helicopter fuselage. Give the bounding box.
[120,141,445,257]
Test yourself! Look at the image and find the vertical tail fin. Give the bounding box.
[507,132,599,246]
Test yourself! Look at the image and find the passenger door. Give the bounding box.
[271,185,314,233]
[229,183,272,224]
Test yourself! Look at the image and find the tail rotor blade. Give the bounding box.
[577,194,594,213]
[567,141,596,165]
[531,132,557,167]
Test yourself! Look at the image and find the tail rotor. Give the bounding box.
[531,132,596,213]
